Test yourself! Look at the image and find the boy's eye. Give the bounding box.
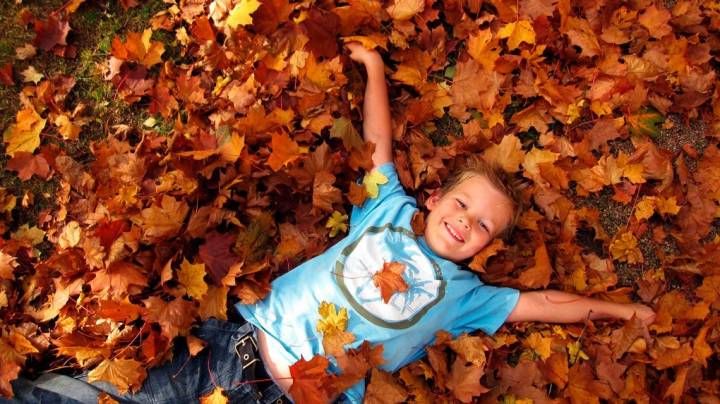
[478,221,488,232]
[455,199,466,208]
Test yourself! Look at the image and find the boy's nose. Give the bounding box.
[458,217,470,230]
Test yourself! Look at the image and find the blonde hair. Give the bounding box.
[440,156,525,240]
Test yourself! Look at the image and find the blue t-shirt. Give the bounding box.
[236,163,520,403]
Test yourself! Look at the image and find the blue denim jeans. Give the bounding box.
[1,319,288,404]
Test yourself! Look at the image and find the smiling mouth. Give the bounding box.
[444,222,465,243]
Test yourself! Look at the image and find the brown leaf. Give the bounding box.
[199,232,242,286]
[142,296,197,340]
[446,359,488,403]
[364,368,408,404]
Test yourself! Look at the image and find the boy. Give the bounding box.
[234,43,656,402]
[3,44,655,404]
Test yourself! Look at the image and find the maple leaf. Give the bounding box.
[33,13,69,51]
[301,8,340,59]
[142,296,197,340]
[6,152,50,181]
[0,64,12,86]
[517,235,552,288]
[326,210,348,237]
[178,259,209,300]
[88,358,147,394]
[627,108,664,138]
[638,5,672,39]
[289,355,335,404]
[609,232,643,264]
[523,332,553,361]
[482,134,524,173]
[89,261,148,298]
[96,299,142,322]
[198,232,242,286]
[132,195,189,243]
[446,359,488,403]
[0,361,21,398]
[313,171,342,213]
[362,170,389,199]
[467,29,499,71]
[200,386,228,404]
[330,117,364,151]
[498,20,536,50]
[372,262,409,303]
[385,0,424,21]
[111,29,164,67]
[267,132,309,171]
[448,334,486,367]
[450,59,501,114]
[199,286,228,321]
[3,108,46,157]
[15,44,36,60]
[316,301,355,357]
[227,0,262,28]
[365,368,408,403]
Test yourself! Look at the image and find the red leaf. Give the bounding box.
[289,355,335,404]
[33,14,69,51]
[0,64,13,86]
[301,8,340,59]
[6,152,50,181]
[95,219,129,250]
[199,232,242,285]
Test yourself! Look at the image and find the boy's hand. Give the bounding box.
[627,303,656,327]
[346,42,382,68]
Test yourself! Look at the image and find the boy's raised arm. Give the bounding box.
[507,290,656,326]
[347,43,393,169]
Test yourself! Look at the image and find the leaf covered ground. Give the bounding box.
[1,0,719,402]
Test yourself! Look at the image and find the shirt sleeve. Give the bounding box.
[349,163,409,228]
[452,284,520,335]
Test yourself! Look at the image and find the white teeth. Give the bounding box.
[445,222,463,242]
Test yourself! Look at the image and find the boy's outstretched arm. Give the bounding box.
[506,290,656,326]
[347,43,393,168]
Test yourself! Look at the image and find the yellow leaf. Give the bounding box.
[498,20,536,50]
[385,0,424,21]
[21,66,44,83]
[634,197,656,221]
[54,114,81,140]
[524,332,552,361]
[227,0,262,29]
[326,210,348,237]
[363,170,389,199]
[656,196,681,216]
[565,99,586,124]
[522,147,559,184]
[178,259,208,300]
[609,231,644,264]
[567,340,589,365]
[622,163,646,184]
[11,224,45,246]
[200,386,228,404]
[342,35,388,51]
[58,221,82,249]
[199,286,228,321]
[3,108,46,157]
[467,29,499,71]
[316,301,355,356]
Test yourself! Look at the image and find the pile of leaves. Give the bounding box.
[1,0,719,402]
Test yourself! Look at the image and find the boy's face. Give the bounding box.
[423,174,514,262]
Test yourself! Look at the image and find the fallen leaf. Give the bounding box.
[372,262,409,303]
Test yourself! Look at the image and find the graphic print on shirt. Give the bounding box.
[335,224,446,329]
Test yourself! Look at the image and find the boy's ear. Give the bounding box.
[425,190,442,210]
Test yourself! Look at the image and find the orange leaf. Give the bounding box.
[289,355,335,404]
[267,132,308,171]
[372,262,409,303]
[142,296,197,340]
